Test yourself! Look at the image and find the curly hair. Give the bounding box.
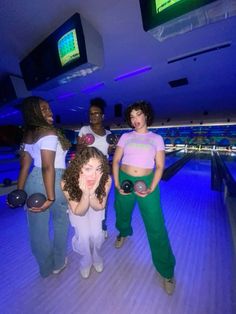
[62,147,110,204]
[125,100,154,128]
[21,96,71,151]
[90,97,106,114]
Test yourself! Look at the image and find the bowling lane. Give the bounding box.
[220,152,236,181]
[0,149,20,196]
[165,150,185,167]
[0,150,235,314]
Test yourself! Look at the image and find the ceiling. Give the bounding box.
[0,0,236,128]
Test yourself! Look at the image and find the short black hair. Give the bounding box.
[125,100,154,127]
[90,97,106,114]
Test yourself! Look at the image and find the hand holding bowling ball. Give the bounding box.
[7,189,27,208]
[77,133,95,146]
[121,180,133,194]
[134,180,147,194]
[26,193,47,212]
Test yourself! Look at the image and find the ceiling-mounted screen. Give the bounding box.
[140,0,218,31]
[20,12,104,90]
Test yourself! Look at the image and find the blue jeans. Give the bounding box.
[25,167,69,278]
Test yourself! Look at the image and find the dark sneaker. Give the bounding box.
[52,257,68,275]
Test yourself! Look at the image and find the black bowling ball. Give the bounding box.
[3,178,12,187]
[106,134,118,145]
[121,180,133,193]
[26,193,47,208]
[7,189,27,208]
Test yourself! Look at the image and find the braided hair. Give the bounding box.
[21,96,71,151]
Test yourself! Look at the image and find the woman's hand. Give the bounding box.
[78,176,89,194]
[89,172,102,195]
[116,185,132,195]
[28,199,54,213]
[77,135,88,146]
[134,187,153,198]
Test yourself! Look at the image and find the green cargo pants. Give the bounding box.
[115,169,176,279]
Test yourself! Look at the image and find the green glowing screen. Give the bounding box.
[155,0,182,13]
[58,29,80,67]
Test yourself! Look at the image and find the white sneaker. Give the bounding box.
[80,266,91,279]
[93,262,104,273]
[52,257,68,275]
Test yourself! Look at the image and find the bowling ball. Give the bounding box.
[84,133,95,145]
[26,193,47,208]
[7,189,27,208]
[3,178,12,187]
[121,180,133,193]
[134,180,147,193]
[106,134,118,145]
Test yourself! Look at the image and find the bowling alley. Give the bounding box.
[0,1,236,313]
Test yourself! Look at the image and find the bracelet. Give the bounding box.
[47,198,55,202]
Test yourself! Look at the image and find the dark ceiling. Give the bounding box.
[0,0,236,128]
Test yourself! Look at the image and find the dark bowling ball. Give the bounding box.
[84,133,95,145]
[26,193,47,208]
[7,189,27,208]
[3,178,12,187]
[121,180,133,193]
[134,180,147,193]
[106,134,118,145]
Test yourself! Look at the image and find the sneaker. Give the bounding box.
[114,235,126,249]
[163,277,175,295]
[93,262,104,273]
[52,257,68,275]
[80,266,91,279]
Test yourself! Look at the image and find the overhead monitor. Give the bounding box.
[139,0,218,31]
[20,13,104,90]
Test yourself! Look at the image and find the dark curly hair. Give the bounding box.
[62,147,110,204]
[21,96,71,151]
[90,97,106,114]
[125,100,153,128]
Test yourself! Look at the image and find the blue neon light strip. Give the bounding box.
[114,66,152,81]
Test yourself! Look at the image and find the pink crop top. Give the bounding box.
[117,131,165,169]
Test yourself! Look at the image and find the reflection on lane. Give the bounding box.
[220,152,236,181]
[165,150,186,168]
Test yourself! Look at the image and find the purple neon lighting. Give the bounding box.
[58,92,77,100]
[81,82,105,93]
[114,66,152,81]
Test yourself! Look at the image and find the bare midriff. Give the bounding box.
[121,164,152,177]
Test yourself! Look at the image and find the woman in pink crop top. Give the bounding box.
[112,100,176,295]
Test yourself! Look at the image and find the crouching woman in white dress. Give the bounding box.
[61,147,112,278]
